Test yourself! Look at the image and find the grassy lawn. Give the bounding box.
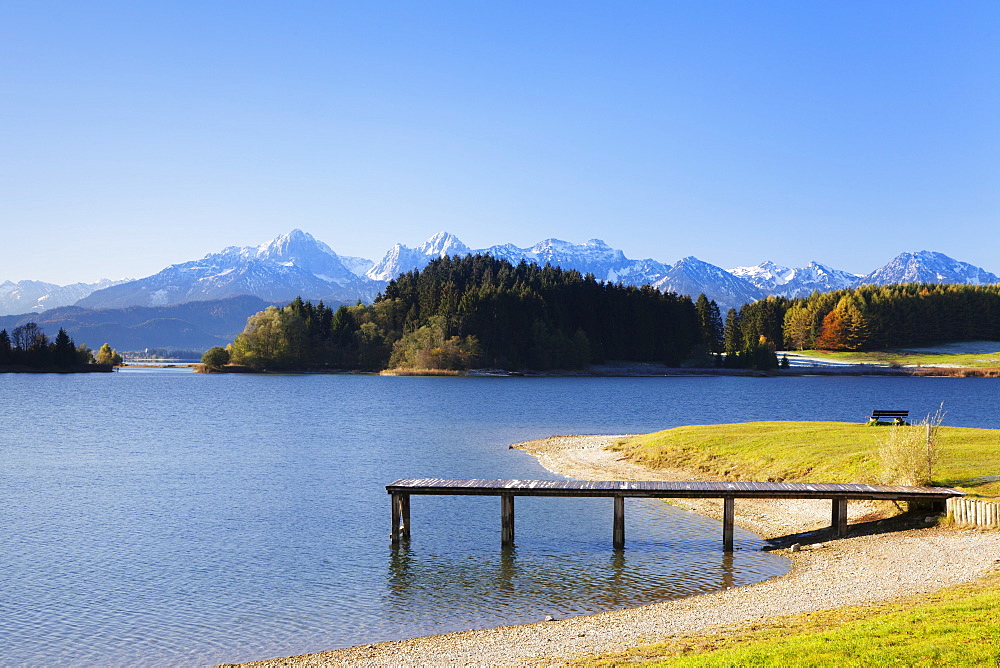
[588,421,1000,666]
[582,570,1000,666]
[610,421,1000,497]
[793,348,1000,368]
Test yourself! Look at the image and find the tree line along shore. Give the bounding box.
[0,322,122,372]
[198,254,1000,374]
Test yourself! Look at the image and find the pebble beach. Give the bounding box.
[236,435,1000,667]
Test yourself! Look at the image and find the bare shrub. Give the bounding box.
[877,404,945,487]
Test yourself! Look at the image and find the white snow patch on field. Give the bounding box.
[899,341,1000,355]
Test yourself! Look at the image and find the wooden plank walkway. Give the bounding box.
[386,478,964,550]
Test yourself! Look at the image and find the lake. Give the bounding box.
[1,371,997,666]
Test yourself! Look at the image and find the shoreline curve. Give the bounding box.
[235,434,1000,667]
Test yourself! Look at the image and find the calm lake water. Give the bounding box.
[1,371,997,666]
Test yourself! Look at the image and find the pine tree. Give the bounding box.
[0,329,10,365]
[723,308,742,355]
[695,294,724,353]
[52,328,77,368]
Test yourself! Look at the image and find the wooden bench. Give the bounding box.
[869,409,909,425]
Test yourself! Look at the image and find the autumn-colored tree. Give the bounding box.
[782,283,1000,352]
[838,299,871,350]
[814,309,849,350]
[96,343,123,366]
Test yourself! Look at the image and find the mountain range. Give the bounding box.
[4,231,998,349]
[0,278,130,316]
[367,236,998,310]
[74,230,379,310]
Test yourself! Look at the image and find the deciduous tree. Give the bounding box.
[96,343,123,366]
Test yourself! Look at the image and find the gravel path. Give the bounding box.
[235,436,1000,667]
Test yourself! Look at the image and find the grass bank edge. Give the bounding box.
[793,347,1000,368]
[609,421,1000,498]
[578,566,1000,667]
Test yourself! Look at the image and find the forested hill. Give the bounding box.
[379,255,703,367]
[729,283,1000,353]
[225,255,713,371]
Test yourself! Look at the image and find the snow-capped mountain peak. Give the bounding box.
[366,232,471,281]
[77,231,380,309]
[419,231,470,258]
[530,237,622,259]
[732,260,860,298]
[731,261,794,287]
[862,250,1000,286]
[530,237,573,252]
[254,228,330,258]
[654,257,764,311]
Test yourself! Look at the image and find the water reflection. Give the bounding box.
[388,542,415,597]
[722,550,735,590]
[384,535,778,628]
[495,547,520,595]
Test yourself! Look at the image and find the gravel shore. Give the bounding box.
[237,435,1000,667]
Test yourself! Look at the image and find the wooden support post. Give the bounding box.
[391,492,402,545]
[613,496,625,550]
[390,492,411,544]
[722,497,735,552]
[400,493,410,540]
[832,498,848,537]
[501,493,515,547]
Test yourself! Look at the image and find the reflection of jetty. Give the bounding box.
[386,479,964,551]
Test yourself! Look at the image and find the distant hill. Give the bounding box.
[0,295,305,351]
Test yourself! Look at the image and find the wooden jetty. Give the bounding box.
[386,478,964,550]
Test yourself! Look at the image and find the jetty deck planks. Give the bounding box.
[386,479,964,550]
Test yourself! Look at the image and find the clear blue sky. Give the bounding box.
[3,1,998,284]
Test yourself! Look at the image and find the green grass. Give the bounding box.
[610,421,1000,498]
[588,421,1000,666]
[582,570,1000,666]
[795,348,1000,368]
